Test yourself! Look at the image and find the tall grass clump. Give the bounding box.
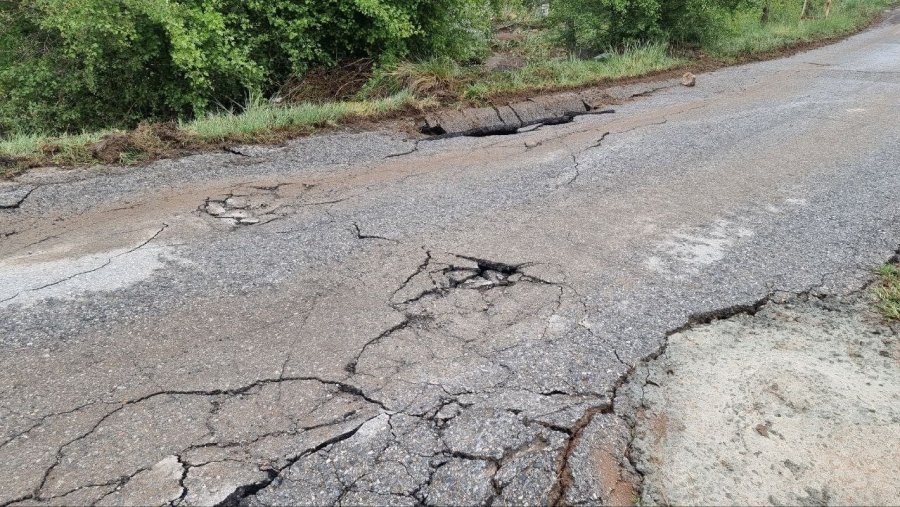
[874,263,900,321]
[464,43,681,99]
[703,0,896,58]
[183,91,425,142]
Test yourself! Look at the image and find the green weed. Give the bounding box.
[0,131,111,159]
[463,43,680,100]
[388,43,679,101]
[183,91,425,142]
[703,0,895,58]
[874,263,900,321]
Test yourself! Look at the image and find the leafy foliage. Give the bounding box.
[0,0,892,136]
[0,0,491,134]
[547,0,750,53]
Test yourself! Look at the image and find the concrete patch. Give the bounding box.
[649,218,756,275]
[0,227,175,308]
[625,296,900,506]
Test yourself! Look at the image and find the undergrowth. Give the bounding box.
[0,0,895,174]
[704,0,896,58]
[874,263,900,321]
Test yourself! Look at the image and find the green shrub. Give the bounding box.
[704,0,896,57]
[0,0,258,134]
[547,0,748,54]
[0,0,491,135]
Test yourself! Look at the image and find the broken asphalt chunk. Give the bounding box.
[421,93,613,138]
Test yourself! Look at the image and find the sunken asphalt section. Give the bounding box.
[0,13,898,507]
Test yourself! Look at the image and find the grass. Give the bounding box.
[0,130,120,177]
[874,263,900,321]
[0,130,113,161]
[383,43,681,102]
[0,92,428,176]
[183,90,427,142]
[704,0,896,58]
[465,43,681,100]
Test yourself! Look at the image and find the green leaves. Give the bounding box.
[0,0,491,135]
[548,0,745,54]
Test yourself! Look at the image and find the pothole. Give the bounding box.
[391,253,543,306]
[199,184,294,227]
[440,255,527,290]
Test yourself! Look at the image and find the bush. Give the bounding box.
[0,0,491,135]
[704,0,896,57]
[547,0,747,54]
[0,0,257,134]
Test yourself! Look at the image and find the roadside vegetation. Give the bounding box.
[382,43,680,102]
[0,0,895,175]
[706,0,896,57]
[874,263,900,321]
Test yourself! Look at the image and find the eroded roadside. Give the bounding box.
[617,275,900,506]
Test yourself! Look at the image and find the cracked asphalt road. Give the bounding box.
[1,15,898,506]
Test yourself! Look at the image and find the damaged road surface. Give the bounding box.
[621,294,900,506]
[1,15,899,507]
